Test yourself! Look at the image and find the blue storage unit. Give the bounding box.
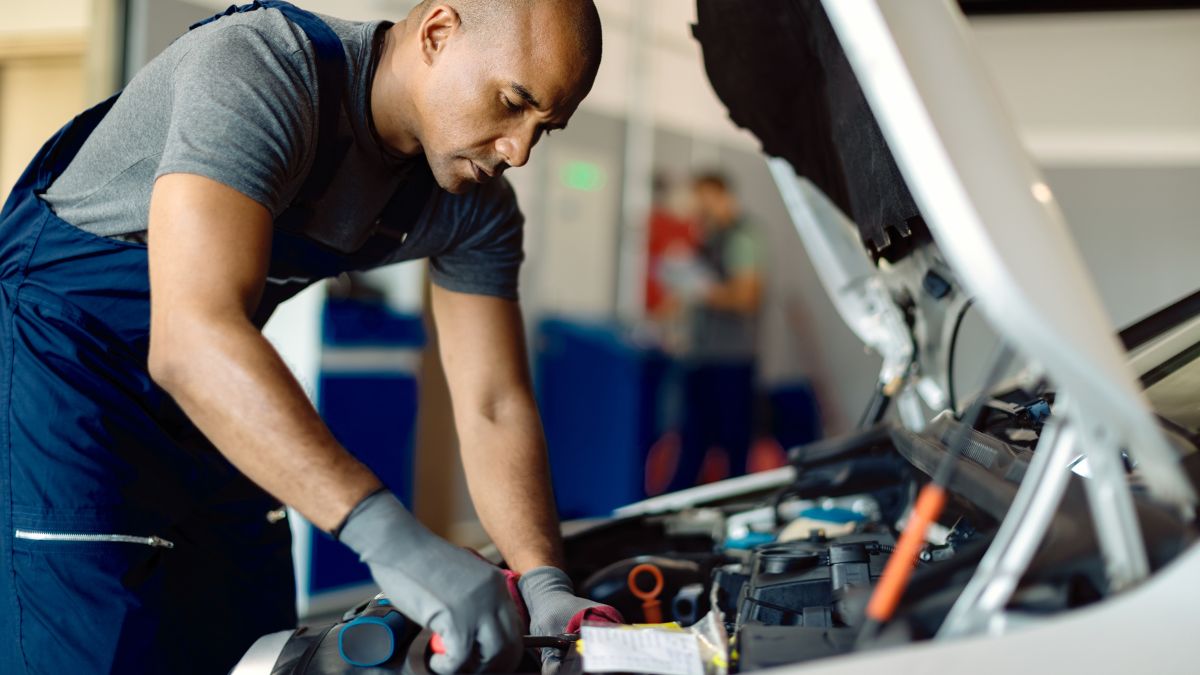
[297,298,425,608]
[768,381,823,451]
[535,318,671,518]
[535,318,825,519]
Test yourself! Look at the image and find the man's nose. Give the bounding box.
[495,123,538,168]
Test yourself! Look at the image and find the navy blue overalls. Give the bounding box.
[0,3,432,673]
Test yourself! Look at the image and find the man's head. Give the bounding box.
[377,0,602,194]
[692,171,739,229]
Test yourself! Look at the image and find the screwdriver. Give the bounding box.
[429,633,580,655]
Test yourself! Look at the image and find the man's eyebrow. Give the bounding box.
[510,81,567,131]
[511,82,542,109]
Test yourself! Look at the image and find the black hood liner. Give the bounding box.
[960,0,1200,14]
[693,0,920,254]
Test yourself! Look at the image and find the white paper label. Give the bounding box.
[580,626,704,675]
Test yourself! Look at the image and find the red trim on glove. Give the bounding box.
[502,569,531,631]
[566,604,625,634]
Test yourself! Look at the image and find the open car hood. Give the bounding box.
[693,0,1193,511]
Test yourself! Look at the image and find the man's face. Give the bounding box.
[414,6,592,194]
[693,183,731,228]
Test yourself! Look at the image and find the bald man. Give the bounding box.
[0,1,614,673]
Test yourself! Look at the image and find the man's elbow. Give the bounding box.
[147,311,212,393]
[147,328,189,393]
[459,388,540,439]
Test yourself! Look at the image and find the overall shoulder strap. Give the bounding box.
[29,95,121,194]
[192,2,349,220]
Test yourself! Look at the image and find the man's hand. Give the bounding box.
[340,490,524,673]
[518,567,623,674]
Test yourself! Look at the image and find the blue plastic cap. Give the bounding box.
[338,616,396,667]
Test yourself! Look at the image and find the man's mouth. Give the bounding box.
[470,161,495,182]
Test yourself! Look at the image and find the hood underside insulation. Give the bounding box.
[692,0,921,255]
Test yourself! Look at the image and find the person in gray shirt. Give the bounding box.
[0,2,617,674]
[659,171,765,491]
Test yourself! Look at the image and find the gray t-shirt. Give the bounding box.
[687,217,763,362]
[43,8,524,300]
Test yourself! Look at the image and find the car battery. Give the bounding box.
[735,533,893,628]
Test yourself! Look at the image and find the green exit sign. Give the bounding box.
[560,161,606,192]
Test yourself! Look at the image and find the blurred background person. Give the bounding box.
[644,171,701,322]
[656,170,765,489]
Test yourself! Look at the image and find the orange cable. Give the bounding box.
[865,483,946,623]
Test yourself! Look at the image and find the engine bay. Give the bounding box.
[550,384,1199,672]
[248,372,1197,674]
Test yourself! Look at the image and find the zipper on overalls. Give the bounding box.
[14,529,175,549]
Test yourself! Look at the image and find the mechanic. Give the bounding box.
[0,1,618,673]
[677,171,765,486]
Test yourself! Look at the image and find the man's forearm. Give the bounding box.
[150,313,381,532]
[457,394,564,573]
[704,274,762,313]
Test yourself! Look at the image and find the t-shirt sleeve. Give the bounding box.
[724,228,761,275]
[155,23,316,216]
[429,178,526,301]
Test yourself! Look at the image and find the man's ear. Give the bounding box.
[420,5,461,66]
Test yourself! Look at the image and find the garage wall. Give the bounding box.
[939,10,1200,404]
[1043,167,1200,328]
[972,10,1200,170]
[0,0,89,202]
[0,42,86,200]
[972,10,1200,327]
[0,0,122,202]
[0,0,90,35]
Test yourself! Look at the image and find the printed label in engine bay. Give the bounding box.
[580,625,705,675]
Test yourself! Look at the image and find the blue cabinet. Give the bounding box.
[535,318,671,518]
[535,317,822,519]
[294,298,425,615]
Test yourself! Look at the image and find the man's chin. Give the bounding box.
[431,167,473,195]
[441,181,472,195]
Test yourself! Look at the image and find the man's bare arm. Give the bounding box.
[430,283,563,573]
[147,173,380,532]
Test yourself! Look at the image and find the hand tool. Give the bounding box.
[338,596,419,667]
[429,632,581,656]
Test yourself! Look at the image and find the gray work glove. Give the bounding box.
[339,490,523,673]
[517,566,624,675]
